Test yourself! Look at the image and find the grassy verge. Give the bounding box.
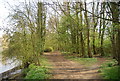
[63,53,97,66]
[23,56,51,79]
[69,57,97,66]
[98,59,120,79]
[39,56,51,67]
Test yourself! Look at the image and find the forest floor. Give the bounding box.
[43,51,110,79]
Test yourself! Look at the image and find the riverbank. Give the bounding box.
[0,53,20,74]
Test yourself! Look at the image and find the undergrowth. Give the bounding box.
[23,56,51,79]
[99,59,120,79]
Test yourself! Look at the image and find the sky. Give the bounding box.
[0,0,24,37]
[0,0,101,38]
[0,0,7,37]
[0,0,32,38]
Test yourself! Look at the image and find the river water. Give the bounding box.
[0,47,19,74]
[0,56,19,73]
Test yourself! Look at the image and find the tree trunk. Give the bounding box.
[84,2,92,58]
[37,2,46,55]
[100,3,105,56]
[117,29,120,65]
[79,2,85,57]
[92,1,96,55]
[76,2,80,54]
[109,2,120,65]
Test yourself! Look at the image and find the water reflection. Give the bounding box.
[0,55,19,73]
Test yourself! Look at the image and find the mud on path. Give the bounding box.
[44,52,103,79]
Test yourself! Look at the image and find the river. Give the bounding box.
[0,47,19,74]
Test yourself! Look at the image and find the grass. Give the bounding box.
[23,56,51,79]
[61,52,71,55]
[64,53,120,79]
[101,66,120,79]
[39,56,51,67]
[65,55,97,66]
[99,59,120,79]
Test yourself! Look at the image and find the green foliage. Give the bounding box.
[25,64,50,79]
[56,15,76,52]
[39,56,51,67]
[23,56,51,79]
[61,52,71,55]
[22,68,30,77]
[101,66,119,79]
[25,56,51,79]
[93,38,112,56]
[99,59,119,79]
[66,56,97,66]
[103,39,112,56]
[100,60,117,68]
[44,47,53,52]
[2,2,46,66]
[44,32,58,51]
[2,32,35,65]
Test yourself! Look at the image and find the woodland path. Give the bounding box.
[43,52,106,79]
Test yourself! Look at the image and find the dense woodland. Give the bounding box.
[1,0,120,78]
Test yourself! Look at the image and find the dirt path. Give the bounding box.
[44,52,102,79]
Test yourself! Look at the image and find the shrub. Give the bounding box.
[22,68,30,77]
[102,66,120,79]
[25,64,50,79]
[100,60,119,79]
[100,60,117,68]
[103,39,112,56]
[44,47,53,52]
[94,38,112,56]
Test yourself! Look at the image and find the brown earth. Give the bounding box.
[43,52,108,79]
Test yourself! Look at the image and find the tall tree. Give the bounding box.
[92,2,99,55]
[108,2,120,65]
[79,2,85,57]
[2,1,46,67]
[100,2,106,56]
[37,2,46,55]
[84,1,92,58]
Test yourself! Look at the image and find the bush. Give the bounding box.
[44,47,53,52]
[25,64,50,79]
[94,38,112,56]
[102,66,120,79]
[100,60,119,79]
[100,59,117,68]
[22,68,30,77]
